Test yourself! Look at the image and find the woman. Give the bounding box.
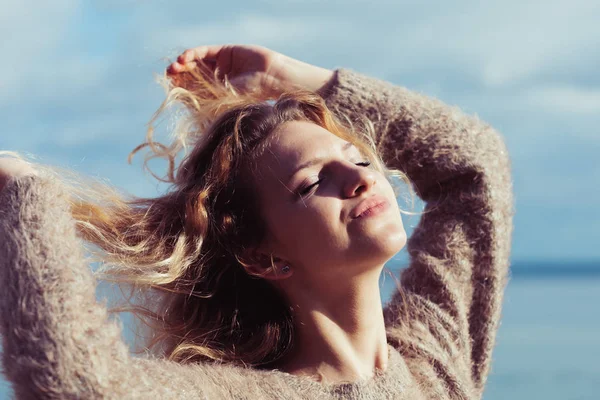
[0,44,514,399]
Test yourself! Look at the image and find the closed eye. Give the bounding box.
[297,161,372,197]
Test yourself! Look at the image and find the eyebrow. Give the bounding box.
[286,142,356,183]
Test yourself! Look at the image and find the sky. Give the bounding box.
[1,0,599,262]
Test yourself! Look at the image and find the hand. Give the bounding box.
[166,44,334,99]
[0,158,37,194]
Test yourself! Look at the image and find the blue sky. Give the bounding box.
[1,0,599,262]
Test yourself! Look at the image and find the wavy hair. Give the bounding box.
[1,63,415,368]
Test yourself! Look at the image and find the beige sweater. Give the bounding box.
[0,69,514,399]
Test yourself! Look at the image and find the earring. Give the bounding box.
[281,265,290,273]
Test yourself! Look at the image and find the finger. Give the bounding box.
[183,45,225,63]
[169,45,224,75]
[168,45,229,78]
[167,62,188,74]
[166,63,177,75]
[167,58,203,75]
[176,46,220,66]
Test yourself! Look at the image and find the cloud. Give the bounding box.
[142,13,353,59]
[521,86,600,116]
[375,0,600,88]
[1,0,599,261]
[0,0,81,97]
[0,0,78,51]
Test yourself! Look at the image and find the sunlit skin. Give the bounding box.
[0,45,410,385]
[246,120,407,382]
[166,45,410,383]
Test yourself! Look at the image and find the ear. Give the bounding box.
[240,248,293,281]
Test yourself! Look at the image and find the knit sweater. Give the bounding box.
[0,68,514,399]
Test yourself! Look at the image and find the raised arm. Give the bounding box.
[320,69,514,394]
[0,175,253,399]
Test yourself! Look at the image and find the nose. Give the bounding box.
[343,163,377,198]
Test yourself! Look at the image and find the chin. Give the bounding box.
[380,226,408,258]
[351,224,408,268]
[373,214,407,250]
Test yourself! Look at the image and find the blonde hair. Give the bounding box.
[1,63,416,368]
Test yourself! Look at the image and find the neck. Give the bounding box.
[277,269,389,384]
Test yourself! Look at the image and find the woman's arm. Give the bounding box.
[320,69,514,394]
[0,175,250,399]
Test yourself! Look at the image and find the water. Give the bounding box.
[2,264,599,399]
[485,277,600,399]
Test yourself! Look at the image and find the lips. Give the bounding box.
[351,195,389,219]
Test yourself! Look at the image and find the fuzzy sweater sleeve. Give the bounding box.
[321,69,514,395]
[0,175,262,399]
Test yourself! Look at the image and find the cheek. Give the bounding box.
[269,198,345,252]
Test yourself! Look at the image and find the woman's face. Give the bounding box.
[251,120,406,282]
